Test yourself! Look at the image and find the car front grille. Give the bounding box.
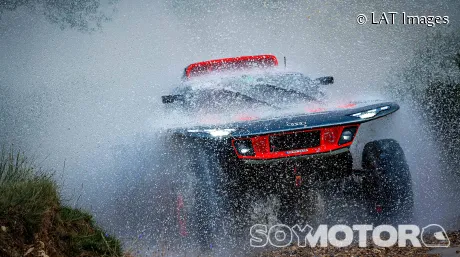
[269,130,321,152]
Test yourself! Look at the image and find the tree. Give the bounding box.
[0,0,116,32]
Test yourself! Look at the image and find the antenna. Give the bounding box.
[284,56,287,69]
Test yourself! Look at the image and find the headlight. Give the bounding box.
[233,139,255,156]
[204,129,235,137]
[338,127,358,145]
[350,106,390,119]
[187,128,235,137]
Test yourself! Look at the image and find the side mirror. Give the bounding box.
[162,94,185,104]
[315,76,334,85]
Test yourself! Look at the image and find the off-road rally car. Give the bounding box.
[161,55,413,249]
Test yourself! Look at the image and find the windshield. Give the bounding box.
[173,72,323,113]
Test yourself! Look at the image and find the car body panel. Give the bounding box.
[232,125,359,160]
[172,101,398,138]
[183,55,278,79]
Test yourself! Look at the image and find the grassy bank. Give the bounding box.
[0,147,123,257]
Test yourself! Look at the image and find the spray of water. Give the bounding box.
[1,0,459,254]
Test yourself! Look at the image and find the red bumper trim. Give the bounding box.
[232,125,359,160]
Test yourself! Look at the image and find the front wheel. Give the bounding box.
[361,139,414,224]
[171,138,235,252]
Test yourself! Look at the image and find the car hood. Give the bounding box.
[171,100,399,138]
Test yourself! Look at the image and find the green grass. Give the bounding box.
[58,207,122,256]
[0,147,123,256]
[0,147,40,186]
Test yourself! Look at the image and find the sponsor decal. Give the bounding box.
[286,149,308,154]
[287,121,307,127]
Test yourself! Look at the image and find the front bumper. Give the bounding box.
[232,125,359,160]
[241,147,350,165]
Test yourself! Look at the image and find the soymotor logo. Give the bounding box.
[250,224,450,248]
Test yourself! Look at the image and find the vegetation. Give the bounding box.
[389,30,460,173]
[0,147,122,256]
[0,0,117,32]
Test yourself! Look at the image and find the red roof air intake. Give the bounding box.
[184,55,278,79]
